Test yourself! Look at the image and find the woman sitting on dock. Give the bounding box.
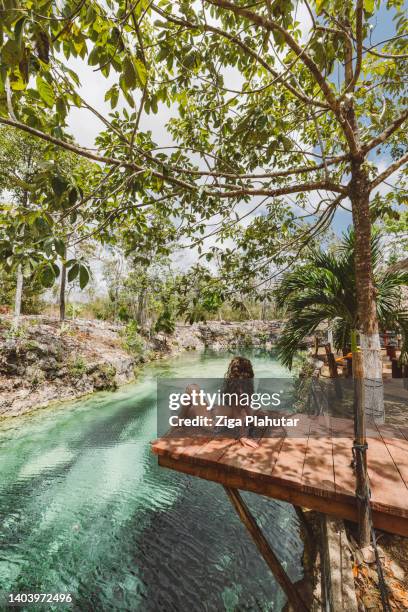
[221,356,259,448]
[177,356,282,447]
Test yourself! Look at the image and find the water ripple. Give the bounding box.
[0,350,303,611]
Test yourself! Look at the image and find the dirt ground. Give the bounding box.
[346,523,408,610]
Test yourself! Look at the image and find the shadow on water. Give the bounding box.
[0,350,303,612]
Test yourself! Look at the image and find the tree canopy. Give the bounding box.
[0,0,406,350]
[0,0,405,273]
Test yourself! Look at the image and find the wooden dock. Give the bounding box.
[151,415,408,537]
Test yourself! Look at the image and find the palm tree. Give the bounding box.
[275,228,408,370]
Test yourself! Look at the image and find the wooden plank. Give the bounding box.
[158,454,408,537]
[377,425,408,489]
[365,423,408,517]
[398,426,408,442]
[302,415,335,497]
[331,417,355,499]
[218,434,286,481]
[271,415,311,489]
[193,437,238,462]
[224,487,309,612]
[151,414,408,534]
[151,434,210,460]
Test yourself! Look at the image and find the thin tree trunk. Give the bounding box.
[59,255,67,322]
[137,289,145,327]
[13,264,23,327]
[325,343,337,378]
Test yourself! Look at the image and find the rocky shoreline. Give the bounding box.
[0,316,283,417]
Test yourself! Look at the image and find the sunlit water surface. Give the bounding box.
[0,349,304,611]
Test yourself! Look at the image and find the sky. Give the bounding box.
[60,1,405,290]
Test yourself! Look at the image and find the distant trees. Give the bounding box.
[0,266,44,314]
[0,127,96,323]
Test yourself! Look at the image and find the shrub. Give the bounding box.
[155,306,175,334]
[68,355,87,378]
[121,321,145,358]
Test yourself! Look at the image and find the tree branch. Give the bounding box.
[0,116,196,193]
[362,109,408,153]
[370,153,408,190]
[204,0,359,154]
[348,0,364,92]
[151,4,329,110]
[173,153,348,180]
[212,181,347,198]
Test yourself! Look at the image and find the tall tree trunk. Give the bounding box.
[350,159,383,547]
[350,160,384,423]
[59,254,67,322]
[137,284,148,328]
[13,264,23,327]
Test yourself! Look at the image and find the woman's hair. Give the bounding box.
[223,356,254,406]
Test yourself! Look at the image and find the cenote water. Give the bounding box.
[0,349,304,611]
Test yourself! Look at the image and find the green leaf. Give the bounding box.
[363,0,375,12]
[68,263,79,282]
[40,264,56,288]
[51,175,68,197]
[157,44,170,62]
[14,17,26,48]
[79,264,90,289]
[36,75,55,107]
[123,56,137,88]
[56,97,67,119]
[105,85,119,109]
[54,238,65,257]
[134,58,147,86]
[2,40,21,66]
[119,77,135,107]
[88,45,100,66]
[68,187,78,206]
[52,263,60,278]
[315,0,328,13]
[10,70,26,91]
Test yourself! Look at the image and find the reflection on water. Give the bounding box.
[0,349,303,611]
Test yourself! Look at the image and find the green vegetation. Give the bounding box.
[67,355,87,378]
[120,321,145,359]
[275,229,408,369]
[0,267,44,314]
[0,0,405,349]
[0,1,406,406]
[0,127,95,323]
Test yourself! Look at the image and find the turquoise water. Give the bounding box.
[0,349,304,611]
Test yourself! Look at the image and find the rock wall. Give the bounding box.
[0,317,134,417]
[169,320,283,352]
[0,317,283,417]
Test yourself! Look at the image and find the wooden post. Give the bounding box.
[294,505,315,555]
[325,343,342,399]
[313,335,319,357]
[224,487,309,612]
[324,343,338,379]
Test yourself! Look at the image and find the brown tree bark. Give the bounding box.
[13,263,24,328]
[350,158,383,547]
[59,259,67,322]
[350,159,384,422]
